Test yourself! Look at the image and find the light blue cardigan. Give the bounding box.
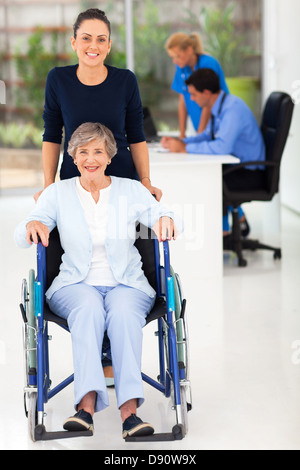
[14,176,181,300]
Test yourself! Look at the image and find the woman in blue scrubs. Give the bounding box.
[165,32,229,137]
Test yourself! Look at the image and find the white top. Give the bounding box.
[75,177,118,287]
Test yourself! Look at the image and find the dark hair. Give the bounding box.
[73,8,111,39]
[185,68,221,94]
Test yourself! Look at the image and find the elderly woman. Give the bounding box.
[14,122,180,438]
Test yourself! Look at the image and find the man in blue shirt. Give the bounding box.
[161,68,266,235]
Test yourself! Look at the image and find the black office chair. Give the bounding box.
[223,91,294,266]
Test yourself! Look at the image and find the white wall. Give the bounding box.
[263,0,300,214]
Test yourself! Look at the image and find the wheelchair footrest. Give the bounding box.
[34,424,93,441]
[125,425,183,442]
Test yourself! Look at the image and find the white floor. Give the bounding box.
[1,192,300,451]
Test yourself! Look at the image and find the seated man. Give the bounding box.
[161,68,266,235]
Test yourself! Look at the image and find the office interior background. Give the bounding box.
[0,0,300,450]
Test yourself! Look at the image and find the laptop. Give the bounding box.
[143,107,161,143]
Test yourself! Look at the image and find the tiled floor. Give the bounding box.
[1,192,300,450]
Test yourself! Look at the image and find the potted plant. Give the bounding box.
[186,2,259,113]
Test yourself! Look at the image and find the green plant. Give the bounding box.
[106,49,127,70]
[106,0,171,106]
[14,28,72,128]
[27,124,43,149]
[0,122,43,148]
[133,0,170,82]
[0,122,30,148]
[186,3,255,77]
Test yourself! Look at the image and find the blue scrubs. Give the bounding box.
[171,54,229,131]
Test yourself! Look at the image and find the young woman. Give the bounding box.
[40,8,160,198]
[38,8,162,382]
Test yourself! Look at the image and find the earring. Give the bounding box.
[74,160,77,166]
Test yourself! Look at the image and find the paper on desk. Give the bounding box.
[147,143,170,153]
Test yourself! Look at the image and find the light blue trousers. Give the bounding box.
[47,283,155,413]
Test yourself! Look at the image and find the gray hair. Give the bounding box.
[68,122,117,160]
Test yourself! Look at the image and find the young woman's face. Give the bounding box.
[71,19,111,67]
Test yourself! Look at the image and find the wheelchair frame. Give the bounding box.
[20,236,191,442]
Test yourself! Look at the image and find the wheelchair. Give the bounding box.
[19,225,192,442]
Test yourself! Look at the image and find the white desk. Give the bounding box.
[149,148,239,279]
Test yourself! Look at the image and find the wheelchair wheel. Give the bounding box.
[170,267,189,381]
[179,383,190,436]
[179,385,188,436]
[169,381,190,438]
[163,266,192,437]
[21,269,38,426]
[27,269,37,371]
[26,391,38,442]
[21,270,38,441]
[167,268,192,435]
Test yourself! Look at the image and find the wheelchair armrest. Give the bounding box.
[30,234,42,243]
[222,160,279,176]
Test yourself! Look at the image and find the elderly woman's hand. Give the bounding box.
[26,221,49,247]
[153,217,177,243]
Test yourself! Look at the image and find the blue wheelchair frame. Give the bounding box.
[141,241,183,416]
[25,237,189,441]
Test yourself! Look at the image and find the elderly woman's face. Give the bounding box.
[74,139,110,179]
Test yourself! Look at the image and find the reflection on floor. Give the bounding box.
[1,194,300,450]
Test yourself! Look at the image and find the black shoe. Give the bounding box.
[240,217,250,237]
[122,414,154,439]
[63,409,94,432]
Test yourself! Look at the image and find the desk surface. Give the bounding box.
[148,146,239,278]
[148,146,239,166]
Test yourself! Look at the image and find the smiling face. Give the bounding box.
[74,138,111,182]
[71,19,111,67]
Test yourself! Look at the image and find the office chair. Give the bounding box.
[223,91,294,267]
